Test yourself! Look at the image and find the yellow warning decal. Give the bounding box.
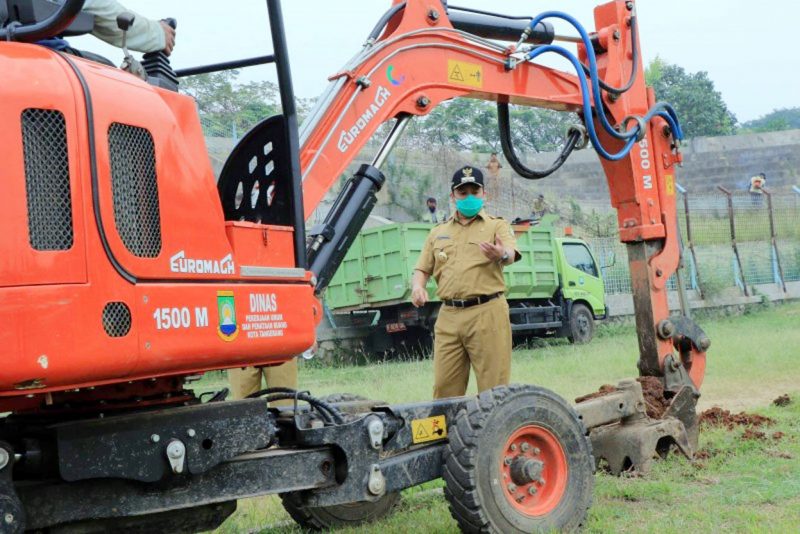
[411,415,447,444]
[665,174,675,196]
[448,59,483,89]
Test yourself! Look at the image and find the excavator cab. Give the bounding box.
[0,0,317,404]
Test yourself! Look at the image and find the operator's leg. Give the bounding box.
[263,358,299,407]
[463,297,511,393]
[228,367,264,400]
[432,306,470,399]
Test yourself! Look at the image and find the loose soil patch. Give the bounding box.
[694,449,712,460]
[699,407,775,430]
[773,394,792,407]
[574,377,671,419]
[742,428,767,441]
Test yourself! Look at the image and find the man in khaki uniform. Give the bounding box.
[411,166,520,398]
[485,152,503,204]
[228,360,298,406]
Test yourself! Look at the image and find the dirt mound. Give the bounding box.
[773,394,792,407]
[638,376,670,420]
[694,449,712,460]
[574,384,617,404]
[699,407,775,430]
[574,377,670,419]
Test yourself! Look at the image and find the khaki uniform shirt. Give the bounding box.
[414,210,520,300]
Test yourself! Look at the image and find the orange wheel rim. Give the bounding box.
[499,424,568,516]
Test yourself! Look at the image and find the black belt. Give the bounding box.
[443,292,502,308]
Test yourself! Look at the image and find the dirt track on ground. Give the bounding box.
[698,380,800,412]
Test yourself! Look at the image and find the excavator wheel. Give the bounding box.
[280,492,401,531]
[442,385,594,533]
[280,393,401,530]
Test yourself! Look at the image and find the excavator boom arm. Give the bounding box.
[299,0,707,389]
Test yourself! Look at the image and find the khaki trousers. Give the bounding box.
[228,359,298,406]
[433,296,511,399]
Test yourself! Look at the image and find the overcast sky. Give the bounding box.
[72,1,797,123]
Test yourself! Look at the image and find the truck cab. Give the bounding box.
[553,236,607,343]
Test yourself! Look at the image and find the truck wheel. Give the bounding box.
[568,303,594,344]
[442,385,594,533]
[281,392,401,530]
[280,492,401,531]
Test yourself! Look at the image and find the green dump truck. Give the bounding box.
[323,218,607,356]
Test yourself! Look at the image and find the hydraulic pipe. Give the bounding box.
[372,114,412,169]
[447,9,555,45]
[307,114,410,293]
[307,165,386,293]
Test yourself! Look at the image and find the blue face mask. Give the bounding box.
[455,194,484,218]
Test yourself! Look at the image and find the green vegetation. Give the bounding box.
[206,302,800,533]
[645,57,738,138]
[741,107,800,133]
[181,71,315,139]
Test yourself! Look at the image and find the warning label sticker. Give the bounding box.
[411,415,447,444]
[665,174,675,196]
[448,59,483,89]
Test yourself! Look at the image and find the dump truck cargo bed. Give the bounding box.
[326,222,560,310]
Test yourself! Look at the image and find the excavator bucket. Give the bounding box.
[574,380,698,475]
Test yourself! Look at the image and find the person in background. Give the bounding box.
[532,194,549,219]
[228,361,298,407]
[485,152,503,205]
[749,172,766,207]
[424,197,445,224]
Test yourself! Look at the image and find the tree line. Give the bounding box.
[181,59,796,150]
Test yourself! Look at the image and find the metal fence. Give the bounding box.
[585,189,800,296]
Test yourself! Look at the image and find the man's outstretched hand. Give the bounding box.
[160,21,176,55]
[480,236,506,262]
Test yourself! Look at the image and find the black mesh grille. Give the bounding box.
[108,123,162,258]
[102,302,132,337]
[21,109,74,251]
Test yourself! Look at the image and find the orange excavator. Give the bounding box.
[0,0,709,531]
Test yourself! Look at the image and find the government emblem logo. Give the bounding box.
[216,291,239,342]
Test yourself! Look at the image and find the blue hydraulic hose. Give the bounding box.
[527,44,636,160]
[527,11,684,141]
[523,11,685,160]
[527,11,633,141]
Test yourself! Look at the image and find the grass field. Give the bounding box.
[209,301,800,533]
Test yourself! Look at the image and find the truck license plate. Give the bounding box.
[385,322,407,333]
